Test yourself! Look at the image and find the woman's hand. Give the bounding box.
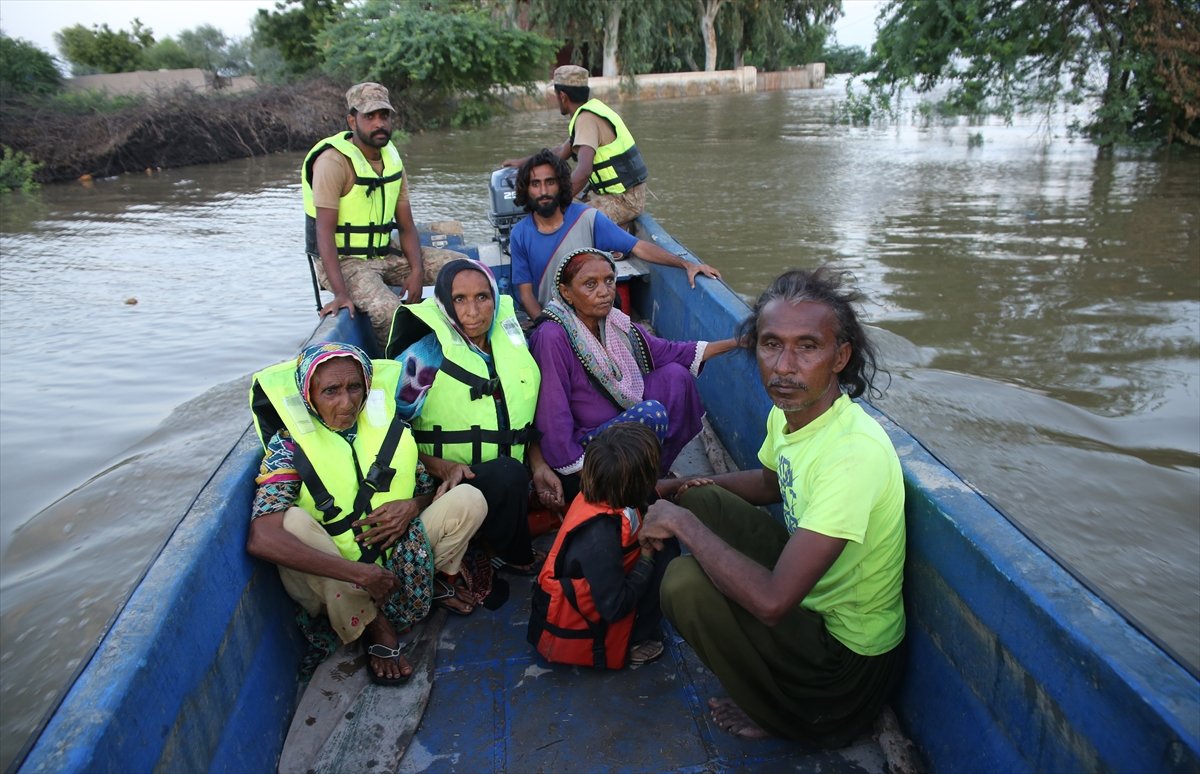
[357,499,421,552]
[434,462,475,499]
[532,464,565,510]
[355,562,403,605]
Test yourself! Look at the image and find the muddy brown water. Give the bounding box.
[1,82,1196,767]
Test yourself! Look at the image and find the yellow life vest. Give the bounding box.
[250,358,417,565]
[386,295,540,465]
[568,99,648,195]
[301,131,405,260]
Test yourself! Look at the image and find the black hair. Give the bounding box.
[554,83,590,104]
[580,422,661,509]
[514,148,573,213]
[737,266,887,400]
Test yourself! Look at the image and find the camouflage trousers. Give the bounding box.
[584,183,647,228]
[316,245,467,350]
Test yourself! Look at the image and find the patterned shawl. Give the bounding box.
[543,249,647,410]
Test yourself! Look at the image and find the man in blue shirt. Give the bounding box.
[509,149,721,320]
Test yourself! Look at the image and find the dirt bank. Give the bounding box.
[0,78,353,184]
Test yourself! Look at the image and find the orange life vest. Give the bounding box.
[527,496,642,669]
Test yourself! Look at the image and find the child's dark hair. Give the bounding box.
[580,422,660,509]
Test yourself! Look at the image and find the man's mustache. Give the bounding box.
[768,379,807,391]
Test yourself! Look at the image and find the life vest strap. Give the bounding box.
[560,574,609,669]
[336,220,398,260]
[438,359,501,400]
[413,424,531,466]
[291,413,410,565]
[355,170,404,193]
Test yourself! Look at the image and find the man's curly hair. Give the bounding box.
[514,148,573,214]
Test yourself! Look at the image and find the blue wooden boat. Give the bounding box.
[16,208,1199,773]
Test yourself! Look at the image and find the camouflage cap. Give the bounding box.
[552,65,590,88]
[345,82,394,114]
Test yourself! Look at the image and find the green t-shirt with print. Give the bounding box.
[757,394,906,656]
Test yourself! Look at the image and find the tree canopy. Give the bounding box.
[54,19,154,75]
[527,0,842,77]
[864,0,1199,147]
[253,0,346,77]
[52,20,253,77]
[318,0,557,127]
[0,34,63,96]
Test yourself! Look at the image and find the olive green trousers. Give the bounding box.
[660,485,904,747]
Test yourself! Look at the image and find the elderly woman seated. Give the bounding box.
[247,342,487,685]
[529,248,737,502]
[386,259,563,576]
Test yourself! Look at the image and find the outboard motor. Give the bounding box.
[488,167,526,255]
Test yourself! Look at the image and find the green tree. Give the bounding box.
[53,19,154,74]
[821,43,868,75]
[0,34,63,96]
[142,38,195,70]
[255,0,346,76]
[618,1,702,74]
[723,0,841,71]
[176,25,228,72]
[529,0,626,77]
[319,0,558,127]
[865,0,1199,147]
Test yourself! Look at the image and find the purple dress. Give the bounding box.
[530,319,707,474]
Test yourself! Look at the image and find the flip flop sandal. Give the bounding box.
[433,577,475,616]
[492,548,547,577]
[364,641,412,685]
[628,639,664,666]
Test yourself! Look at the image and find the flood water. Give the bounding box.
[1,82,1197,767]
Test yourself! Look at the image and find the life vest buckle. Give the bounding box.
[363,462,396,493]
[315,496,341,521]
[470,378,501,400]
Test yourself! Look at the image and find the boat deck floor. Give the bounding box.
[393,432,893,773]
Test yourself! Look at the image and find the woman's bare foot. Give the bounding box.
[708,697,772,739]
[363,615,413,683]
[434,574,476,616]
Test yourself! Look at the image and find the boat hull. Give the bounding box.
[18,216,1199,773]
[633,214,1200,773]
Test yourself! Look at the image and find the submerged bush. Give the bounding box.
[0,145,42,192]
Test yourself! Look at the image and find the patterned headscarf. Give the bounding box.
[294,342,373,421]
[433,258,500,346]
[543,249,646,409]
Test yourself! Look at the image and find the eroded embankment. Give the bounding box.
[0,78,350,183]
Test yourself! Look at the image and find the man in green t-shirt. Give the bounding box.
[644,267,906,747]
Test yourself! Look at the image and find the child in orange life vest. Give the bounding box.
[528,422,680,669]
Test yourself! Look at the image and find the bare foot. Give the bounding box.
[434,574,476,616]
[364,615,413,682]
[708,697,772,739]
